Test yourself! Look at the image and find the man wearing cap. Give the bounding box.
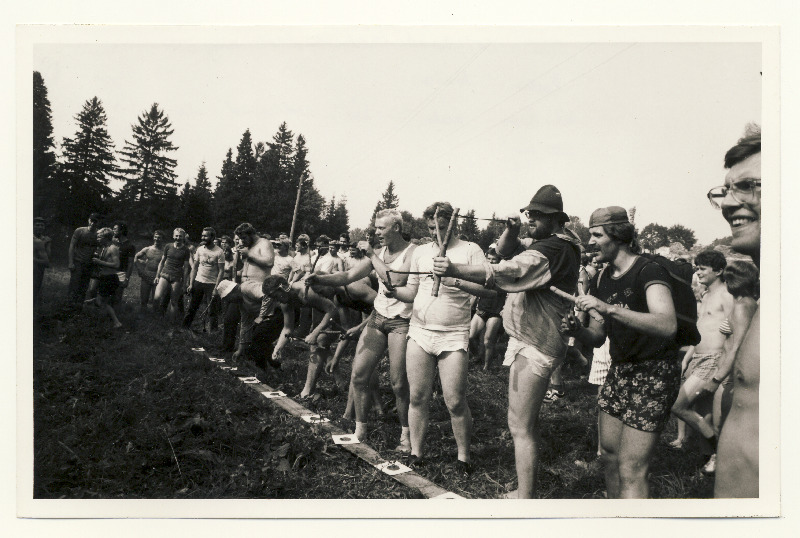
[271,237,294,280]
[433,185,580,496]
[33,217,51,314]
[565,206,679,499]
[709,125,761,498]
[68,212,101,304]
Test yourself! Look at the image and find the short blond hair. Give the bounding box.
[375,209,403,232]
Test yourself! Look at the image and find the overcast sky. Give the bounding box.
[34,41,761,244]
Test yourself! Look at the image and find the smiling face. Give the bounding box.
[695,264,722,287]
[201,229,214,246]
[721,152,761,260]
[173,229,186,245]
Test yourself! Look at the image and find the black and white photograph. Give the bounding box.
[13,12,789,529]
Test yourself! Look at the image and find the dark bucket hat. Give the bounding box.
[520,185,568,221]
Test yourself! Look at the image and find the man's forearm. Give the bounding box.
[449,263,490,286]
[496,228,520,258]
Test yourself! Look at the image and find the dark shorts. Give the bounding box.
[160,272,183,284]
[97,274,120,298]
[476,310,502,322]
[367,310,410,335]
[598,358,681,433]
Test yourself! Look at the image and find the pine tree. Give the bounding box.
[333,196,350,236]
[214,148,235,231]
[33,71,59,219]
[179,163,215,239]
[214,130,258,233]
[117,103,179,231]
[458,209,479,242]
[477,212,506,251]
[57,97,118,226]
[381,180,400,209]
[289,133,323,237]
[372,180,400,224]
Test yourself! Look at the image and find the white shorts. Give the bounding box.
[503,336,561,380]
[408,325,469,357]
[239,279,264,309]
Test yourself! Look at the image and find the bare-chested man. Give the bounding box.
[670,249,733,473]
[232,222,275,362]
[305,209,416,451]
[134,230,166,308]
[707,125,761,498]
[88,227,123,328]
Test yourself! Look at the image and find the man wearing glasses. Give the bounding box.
[706,125,761,498]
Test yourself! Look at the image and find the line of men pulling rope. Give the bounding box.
[43,125,761,499]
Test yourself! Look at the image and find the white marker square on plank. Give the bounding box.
[191,347,205,352]
[332,434,360,445]
[238,376,260,384]
[300,414,329,424]
[209,358,225,363]
[220,366,238,371]
[260,391,286,399]
[375,461,411,476]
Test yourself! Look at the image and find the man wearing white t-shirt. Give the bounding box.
[391,202,485,474]
[271,238,294,280]
[183,227,225,331]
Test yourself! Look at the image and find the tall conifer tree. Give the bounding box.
[33,71,58,218]
[117,103,179,231]
[57,97,117,225]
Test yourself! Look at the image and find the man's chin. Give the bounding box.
[731,222,761,256]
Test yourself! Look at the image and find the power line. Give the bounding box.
[401,43,638,179]
[339,44,490,177]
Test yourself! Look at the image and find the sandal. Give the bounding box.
[543,389,565,403]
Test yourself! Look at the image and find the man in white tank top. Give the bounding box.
[305,209,416,450]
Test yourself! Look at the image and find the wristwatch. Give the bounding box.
[711,376,722,384]
[454,279,462,287]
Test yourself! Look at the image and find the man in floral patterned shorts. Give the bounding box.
[566,206,680,499]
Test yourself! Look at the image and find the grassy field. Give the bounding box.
[33,267,715,499]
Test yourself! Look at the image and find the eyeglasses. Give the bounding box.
[707,178,761,210]
[522,210,546,220]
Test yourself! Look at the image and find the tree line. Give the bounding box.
[33,70,706,259]
[32,71,347,247]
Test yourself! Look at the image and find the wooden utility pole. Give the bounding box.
[289,174,305,243]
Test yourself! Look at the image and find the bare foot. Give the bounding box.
[501,490,518,499]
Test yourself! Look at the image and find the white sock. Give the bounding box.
[401,426,410,438]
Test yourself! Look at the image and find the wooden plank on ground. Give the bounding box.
[192,348,462,499]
